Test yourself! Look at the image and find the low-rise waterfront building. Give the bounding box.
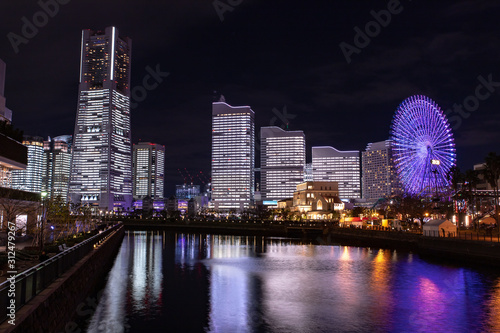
[292,181,344,220]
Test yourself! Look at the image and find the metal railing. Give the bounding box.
[456,231,500,243]
[0,223,123,324]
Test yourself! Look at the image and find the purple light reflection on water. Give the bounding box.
[87,232,500,333]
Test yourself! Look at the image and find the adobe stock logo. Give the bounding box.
[339,0,407,64]
[255,105,297,152]
[444,74,500,130]
[270,106,296,130]
[7,0,71,54]
[213,0,243,22]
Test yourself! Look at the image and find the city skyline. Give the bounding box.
[1,1,499,193]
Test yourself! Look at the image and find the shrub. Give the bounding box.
[0,254,7,267]
[23,247,41,255]
[44,244,61,254]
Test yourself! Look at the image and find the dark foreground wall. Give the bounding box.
[1,226,124,333]
[417,236,500,266]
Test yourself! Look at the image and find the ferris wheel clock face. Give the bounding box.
[390,95,456,196]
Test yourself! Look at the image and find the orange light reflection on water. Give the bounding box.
[486,277,500,330]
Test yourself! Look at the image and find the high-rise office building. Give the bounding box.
[261,126,305,202]
[312,146,361,200]
[42,136,72,201]
[0,58,12,124]
[362,140,401,200]
[211,101,255,210]
[132,142,165,200]
[12,136,44,193]
[69,26,132,211]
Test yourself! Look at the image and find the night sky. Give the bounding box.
[1,0,499,195]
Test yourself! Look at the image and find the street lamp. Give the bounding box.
[40,191,48,251]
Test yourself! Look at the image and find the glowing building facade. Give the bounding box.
[312,146,361,200]
[0,59,24,189]
[69,27,133,211]
[292,181,344,219]
[261,126,305,202]
[211,102,255,211]
[176,184,200,200]
[362,140,401,200]
[42,136,72,201]
[11,136,44,193]
[132,142,165,200]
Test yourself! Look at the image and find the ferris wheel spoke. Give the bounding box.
[390,95,456,196]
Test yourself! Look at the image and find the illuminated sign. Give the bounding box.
[263,200,278,206]
[431,159,441,165]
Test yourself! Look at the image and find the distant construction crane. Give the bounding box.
[196,173,206,185]
[177,168,188,184]
[178,168,210,186]
[198,171,210,183]
[184,168,194,184]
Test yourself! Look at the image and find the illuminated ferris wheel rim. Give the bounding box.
[390,95,456,196]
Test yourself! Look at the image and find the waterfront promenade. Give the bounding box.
[122,218,500,266]
[122,217,500,242]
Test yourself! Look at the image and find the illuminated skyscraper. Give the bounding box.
[211,101,255,210]
[69,27,132,211]
[312,146,361,200]
[261,126,305,202]
[42,136,72,201]
[362,140,401,200]
[132,142,165,200]
[11,136,44,193]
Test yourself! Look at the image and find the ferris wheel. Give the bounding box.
[390,95,456,196]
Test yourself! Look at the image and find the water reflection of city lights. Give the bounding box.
[486,278,500,330]
[87,232,500,332]
[340,246,350,261]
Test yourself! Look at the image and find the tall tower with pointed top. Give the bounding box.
[69,27,133,211]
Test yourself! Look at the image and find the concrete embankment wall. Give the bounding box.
[2,226,124,333]
[327,228,500,266]
[417,237,500,266]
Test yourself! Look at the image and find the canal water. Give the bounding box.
[86,230,500,333]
